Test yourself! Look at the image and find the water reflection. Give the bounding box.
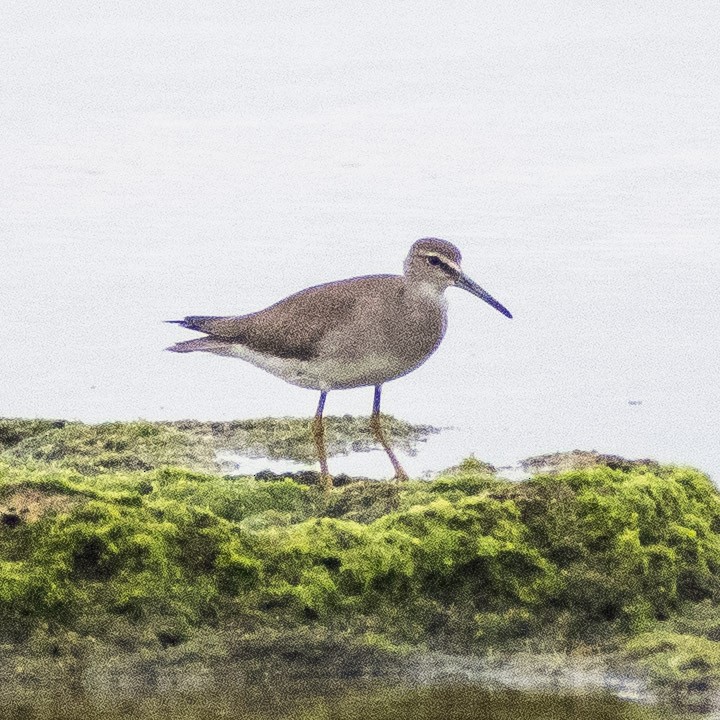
[5,683,686,720]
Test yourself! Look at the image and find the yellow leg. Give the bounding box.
[312,391,332,490]
[371,385,409,481]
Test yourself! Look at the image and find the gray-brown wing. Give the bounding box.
[175,276,396,361]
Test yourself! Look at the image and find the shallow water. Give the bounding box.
[2,2,719,480]
[1,683,687,720]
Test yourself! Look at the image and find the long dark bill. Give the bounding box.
[456,274,513,319]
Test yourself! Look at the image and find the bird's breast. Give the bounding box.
[318,286,448,385]
[388,293,448,366]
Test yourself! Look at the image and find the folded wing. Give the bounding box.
[166,278,370,361]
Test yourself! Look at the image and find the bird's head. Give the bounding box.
[404,238,512,318]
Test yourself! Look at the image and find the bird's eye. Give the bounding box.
[427,256,441,266]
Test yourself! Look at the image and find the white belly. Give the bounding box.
[226,344,421,391]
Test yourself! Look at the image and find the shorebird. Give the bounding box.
[167,238,511,487]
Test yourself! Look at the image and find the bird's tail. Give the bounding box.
[165,316,223,332]
[166,337,228,353]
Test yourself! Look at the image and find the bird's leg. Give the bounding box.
[370,385,409,482]
[312,391,332,490]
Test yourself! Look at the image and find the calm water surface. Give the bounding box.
[4,684,688,720]
[2,2,719,479]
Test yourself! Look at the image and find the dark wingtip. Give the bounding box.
[165,319,185,325]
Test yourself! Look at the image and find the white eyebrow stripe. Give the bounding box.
[418,252,461,274]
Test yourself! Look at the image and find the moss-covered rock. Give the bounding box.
[1,422,720,710]
[3,421,215,474]
[0,416,439,475]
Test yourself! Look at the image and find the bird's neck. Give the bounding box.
[404,278,449,310]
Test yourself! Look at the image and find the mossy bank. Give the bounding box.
[1,418,719,716]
